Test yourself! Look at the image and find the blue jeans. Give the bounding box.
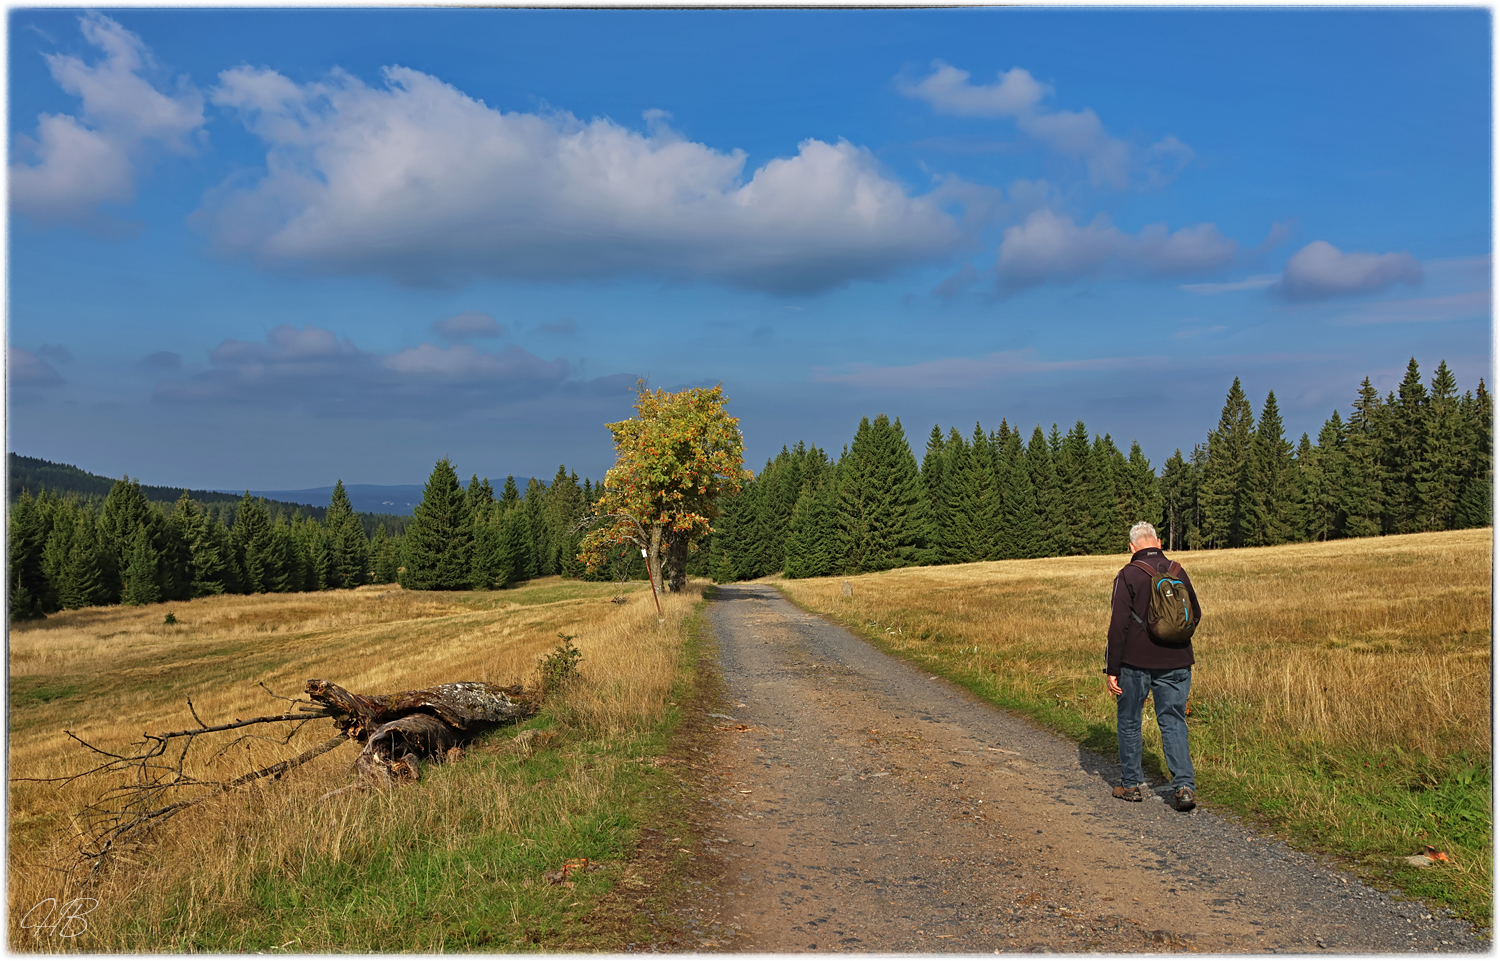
[1117,665,1194,790]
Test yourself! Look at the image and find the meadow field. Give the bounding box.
[8,578,708,952]
[775,528,1493,923]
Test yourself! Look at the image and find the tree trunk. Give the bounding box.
[305,679,531,784]
[662,531,689,593]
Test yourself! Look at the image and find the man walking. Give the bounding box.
[1106,521,1202,812]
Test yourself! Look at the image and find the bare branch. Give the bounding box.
[146,710,334,741]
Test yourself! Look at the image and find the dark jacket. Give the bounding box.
[1105,547,1201,676]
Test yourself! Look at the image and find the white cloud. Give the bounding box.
[10,13,204,232]
[932,263,983,300]
[197,65,963,293]
[9,348,65,388]
[1277,240,1423,301]
[138,350,182,370]
[384,343,548,381]
[1180,274,1279,295]
[433,311,505,340]
[995,209,1237,290]
[898,61,1193,191]
[1335,290,1491,325]
[152,325,570,415]
[1134,222,1240,275]
[814,348,1163,391]
[997,210,1122,287]
[897,63,1048,118]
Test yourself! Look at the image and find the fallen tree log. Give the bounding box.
[305,678,532,787]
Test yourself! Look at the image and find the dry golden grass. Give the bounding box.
[8,577,703,951]
[776,529,1491,760]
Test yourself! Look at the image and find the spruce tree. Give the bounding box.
[1087,434,1124,553]
[1342,379,1387,538]
[999,429,1040,558]
[402,458,475,590]
[470,504,508,589]
[1027,426,1064,557]
[744,456,778,577]
[465,474,494,518]
[523,477,548,578]
[1122,440,1159,534]
[500,476,521,512]
[708,486,749,583]
[1288,433,1316,541]
[1384,358,1429,533]
[40,499,77,611]
[1054,422,1094,554]
[310,519,334,590]
[8,492,49,618]
[323,480,367,589]
[233,494,277,593]
[371,524,400,584]
[1453,379,1493,528]
[499,507,532,586]
[267,519,299,593]
[763,447,807,574]
[1199,378,1255,549]
[1306,412,1348,540]
[835,415,926,572]
[1158,450,1193,551]
[728,475,764,579]
[920,424,951,565]
[58,512,105,609]
[122,525,162,606]
[172,494,233,596]
[943,424,1002,563]
[1244,391,1295,546]
[1185,444,1209,547]
[544,466,586,577]
[1416,361,1464,531]
[784,473,843,578]
[97,478,162,603]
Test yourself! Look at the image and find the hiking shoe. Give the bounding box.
[1112,784,1145,802]
[1172,787,1197,811]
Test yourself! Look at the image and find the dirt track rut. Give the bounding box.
[674,584,1486,953]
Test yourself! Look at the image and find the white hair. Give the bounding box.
[1129,521,1158,545]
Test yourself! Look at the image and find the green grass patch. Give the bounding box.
[456,579,646,610]
[9,675,85,710]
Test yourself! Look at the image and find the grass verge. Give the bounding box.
[771,529,1492,927]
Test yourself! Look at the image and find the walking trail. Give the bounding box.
[669,584,1487,953]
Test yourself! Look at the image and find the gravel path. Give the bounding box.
[676,584,1488,953]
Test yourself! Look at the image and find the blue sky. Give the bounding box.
[8,7,1492,490]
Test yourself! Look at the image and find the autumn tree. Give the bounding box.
[580,382,747,594]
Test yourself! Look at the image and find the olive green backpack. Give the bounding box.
[1130,560,1197,646]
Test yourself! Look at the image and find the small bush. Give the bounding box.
[538,633,583,695]
[163,612,178,625]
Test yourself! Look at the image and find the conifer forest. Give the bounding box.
[8,358,1490,621]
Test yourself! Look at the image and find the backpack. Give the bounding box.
[1129,560,1197,646]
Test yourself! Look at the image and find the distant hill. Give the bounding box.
[221,484,427,516]
[229,481,535,516]
[6,454,411,535]
[9,454,315,510]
